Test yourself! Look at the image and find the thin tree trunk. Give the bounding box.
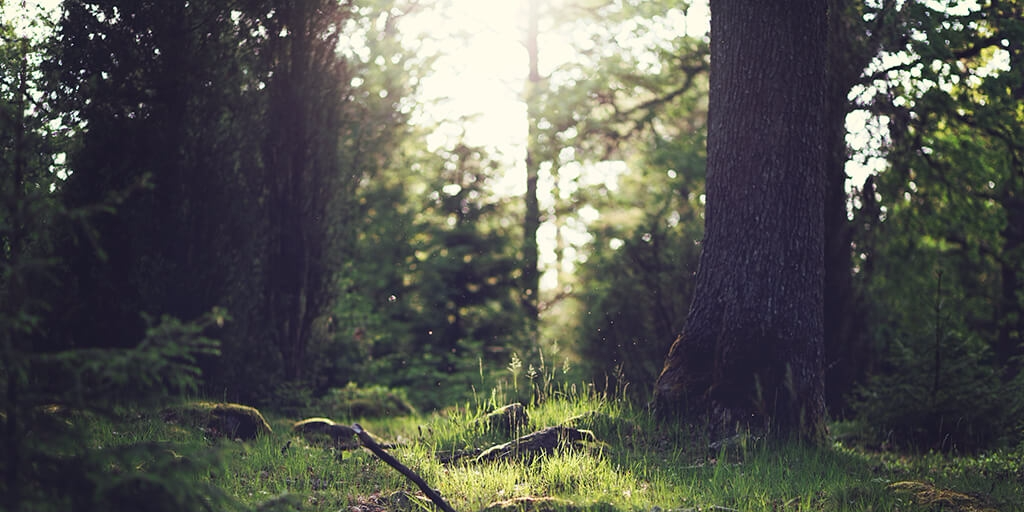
[522,0,541,327]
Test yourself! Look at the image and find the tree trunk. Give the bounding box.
[653,0,828,441]
[522,0,542,328]
[263,0,342,381]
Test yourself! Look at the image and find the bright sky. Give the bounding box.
[406,1,530,156]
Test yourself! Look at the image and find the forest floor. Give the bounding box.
[97,391,1023,512]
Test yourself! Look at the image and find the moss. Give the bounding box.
[292,417,359,449]
[474,403,529,436]
[162,401,272,440]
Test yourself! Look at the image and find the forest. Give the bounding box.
[2,0,1023,510]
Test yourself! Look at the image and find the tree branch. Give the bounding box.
[352,424,458,512]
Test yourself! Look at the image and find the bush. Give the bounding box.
[850,330,1021,452]
[1,312,239,511]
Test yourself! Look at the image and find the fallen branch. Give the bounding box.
[475,426,596,462]
[352,423,458,512]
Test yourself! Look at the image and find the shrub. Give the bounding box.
[850,330,1020,452]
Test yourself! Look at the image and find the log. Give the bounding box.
[475,426,596,462]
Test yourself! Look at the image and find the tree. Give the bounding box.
[1,11,234,508]
[848,0,1024,449]
[401,142,528,407]
[522,0,542,330]
[48,0,420,403]
[258,0,357,382]
[52,0,267,357]
[653,0,828,440]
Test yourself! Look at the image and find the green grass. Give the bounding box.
[83,389,1023,512]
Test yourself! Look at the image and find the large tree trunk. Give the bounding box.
[653,0,828,441]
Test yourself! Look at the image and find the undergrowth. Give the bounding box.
[77,380,1024,512]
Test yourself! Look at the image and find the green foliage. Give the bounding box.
[483,0,712,401]
[0,313,238,512]
[574,163,704,400]
[0,10,249,508]
[30,312,224,407]
[398,143,529,405]
[851,313,1017,451]
[548,21,707,398]
[850,0,1024,451]
[331,137,531,411]
[41,0,427,405]
[1,155,237,509]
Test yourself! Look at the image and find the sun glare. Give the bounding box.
[399,0,710,290]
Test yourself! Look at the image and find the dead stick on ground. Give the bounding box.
[352,423,458,512]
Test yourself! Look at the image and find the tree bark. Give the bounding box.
[653,0,828,441]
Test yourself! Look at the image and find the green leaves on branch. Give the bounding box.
[33,309,226,407]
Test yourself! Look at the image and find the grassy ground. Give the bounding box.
[89,388,1022,512]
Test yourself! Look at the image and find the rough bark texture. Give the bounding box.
[654,0,828,441]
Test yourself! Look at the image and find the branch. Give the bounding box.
[352,424,458,512]
[587,61,706,160]
[859,60,920,86]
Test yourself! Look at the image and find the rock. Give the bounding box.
[474,403,529,435]
[889,480,996,511]
[435,447,483,464]
[209,403,273,440]
[293,417,360,449]
[164,401,272,440]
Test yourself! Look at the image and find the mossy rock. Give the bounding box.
[474,403,529,436]
[889,480,999,511]
[292,417,360,449]
[163,401,272,440]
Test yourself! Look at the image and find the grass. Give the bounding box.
[84,386,1023,512]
